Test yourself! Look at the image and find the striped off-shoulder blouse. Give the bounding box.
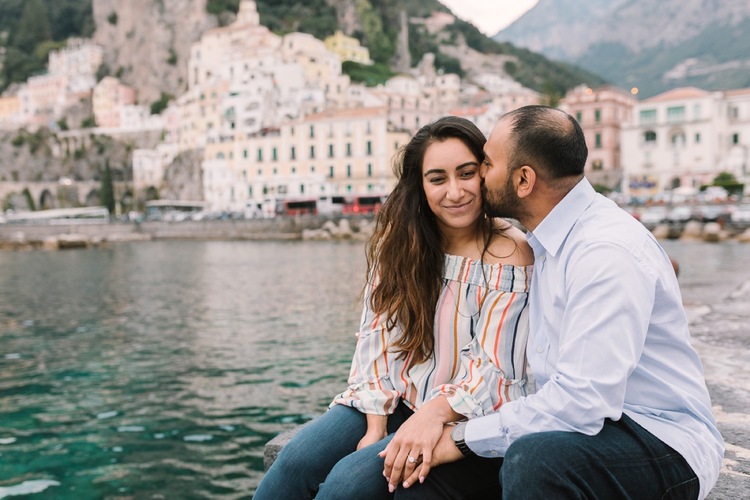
[332,254,533,418]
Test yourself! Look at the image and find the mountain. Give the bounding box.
[494,0,750,98]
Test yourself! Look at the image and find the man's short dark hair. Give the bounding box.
[503,105,588,182]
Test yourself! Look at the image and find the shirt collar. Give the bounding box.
[528,177,597,258]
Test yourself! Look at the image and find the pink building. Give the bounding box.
[93,76,137,128]
[561,85,637,190]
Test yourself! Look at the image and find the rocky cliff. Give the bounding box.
[92,0,217,105]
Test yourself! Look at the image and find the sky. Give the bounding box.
[438,0,539,37]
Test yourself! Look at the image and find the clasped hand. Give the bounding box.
[378,398,463,492]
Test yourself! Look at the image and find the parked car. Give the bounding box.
[692,204,731,224]
[639,206,668,228]
[666,206,693,224]
[730,204,750,228]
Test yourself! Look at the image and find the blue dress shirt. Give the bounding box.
[465,178,724,499]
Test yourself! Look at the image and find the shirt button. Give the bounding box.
[536,347,544,353]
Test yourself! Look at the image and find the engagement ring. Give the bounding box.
[407,455,418,463]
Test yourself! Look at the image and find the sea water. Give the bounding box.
[0,239,748,498]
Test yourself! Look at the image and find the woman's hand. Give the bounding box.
[358,413,388,450]
[378,397,461,492]
[357,426,387,450]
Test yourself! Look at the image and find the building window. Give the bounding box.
[592,159,603,171]
[644,130,657,143]
[257,168,262,175]
[301,184,305,194]
[595,109,601,123]
[310,145,315,159]
[290,146,296,160]
[671,132,686,147]
[733,133,740,144]
[328,166,334,178]
[291,167,296,174]
[311,165,316,173]
[367,163,372,177]
[366,141,372,155]
[328,144,334,158]
[243,149,248,158]
[347,165,352,178]
[666,106,685,123]
[272,147,277,161]
[309,125,315,138]
[576,111,582,123]
[273,168,278,175]
[257,149,263,162]
[695,133,701,143]
[640,109,657,125]
[346,143,352,157]
[595,133,602,148]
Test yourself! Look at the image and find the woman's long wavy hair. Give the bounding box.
[365,116,492,364]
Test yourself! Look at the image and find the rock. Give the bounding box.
[42,236,60,250]
[703,222,722,243]
[681,220,703,240]
[302,228,332,240]
[57,234,90,249]
[652,224,670,239]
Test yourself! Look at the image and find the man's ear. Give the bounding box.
[515,165,536,199]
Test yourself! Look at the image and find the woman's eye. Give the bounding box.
[460,170,476,178]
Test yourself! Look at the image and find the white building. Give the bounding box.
[621,87,725,197]
[720,88,750,187]
[48,38,103,93]
[133,144,180,191]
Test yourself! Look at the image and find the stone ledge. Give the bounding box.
[263,422,749,499]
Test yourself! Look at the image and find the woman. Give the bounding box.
[255,116,534,499]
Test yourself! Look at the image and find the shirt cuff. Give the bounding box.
[465,412,507,458]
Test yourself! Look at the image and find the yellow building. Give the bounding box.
[202,106,410,211]
[325,30,372,65]
[0,95,20,129]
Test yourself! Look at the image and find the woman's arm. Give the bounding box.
[358,413,388,450]
[331,280,402,416]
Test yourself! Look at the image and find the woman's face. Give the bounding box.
[422,137,483,234]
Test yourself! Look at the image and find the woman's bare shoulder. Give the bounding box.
[484,218,533,266]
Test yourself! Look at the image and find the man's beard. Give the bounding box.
[482,176,523,220]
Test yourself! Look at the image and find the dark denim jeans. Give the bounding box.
[397,413,699,500]
[254,403,409,500]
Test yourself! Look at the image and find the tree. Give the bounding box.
[100,160,116,215]
[11,0,52,51]
[711,171,744,197]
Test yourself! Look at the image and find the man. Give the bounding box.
[385,105,723,499]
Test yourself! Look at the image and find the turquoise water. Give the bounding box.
[0,241,365,498]
[1,239,748,498]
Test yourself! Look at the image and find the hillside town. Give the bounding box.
[0,0,748,219]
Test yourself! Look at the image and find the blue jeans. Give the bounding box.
[396,414,699,499]
[254,403,410,500]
